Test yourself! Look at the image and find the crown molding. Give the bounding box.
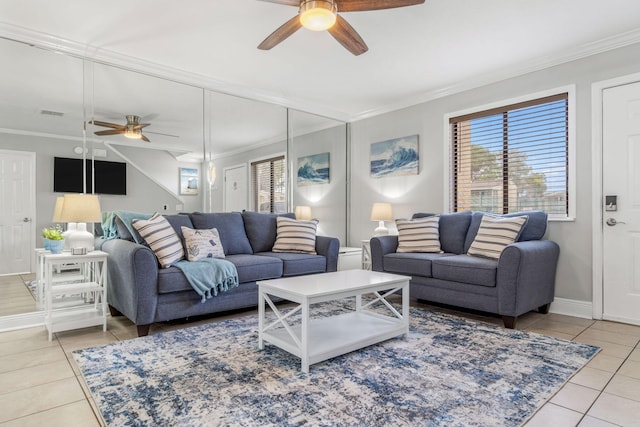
[350,27,640,121]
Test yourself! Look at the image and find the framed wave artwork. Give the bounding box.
[297,152,330,186]
[370,134,419,178]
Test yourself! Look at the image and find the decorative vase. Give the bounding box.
[42,237,51,250]
[49,239,64,254]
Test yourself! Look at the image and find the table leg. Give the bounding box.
[402,282,410,334]
[301,298,309,373]
[258,287,264,350]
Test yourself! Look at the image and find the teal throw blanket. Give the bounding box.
[174,258,239,303]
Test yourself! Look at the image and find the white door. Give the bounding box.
[602,81,640,325]
[0,150,35,275]
[224,164,248,212]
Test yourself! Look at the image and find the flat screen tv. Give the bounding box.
[53,157,127,195]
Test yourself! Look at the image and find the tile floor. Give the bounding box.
[0,278,639,426]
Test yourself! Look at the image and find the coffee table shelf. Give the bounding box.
[258,270,410,373]
[263,311,407,367]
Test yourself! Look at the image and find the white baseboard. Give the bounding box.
[549,297,593,319]
[0,311,45,333]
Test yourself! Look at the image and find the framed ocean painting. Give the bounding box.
[370,134,419,178]
[297,152,330,186]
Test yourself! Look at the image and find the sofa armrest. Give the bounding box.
[316,236,340,272]
[496,239,560,316]
[370,236,399,271]
[100,238,160,325]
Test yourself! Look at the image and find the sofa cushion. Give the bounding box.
[257,252,326,277]
[396,216,441,253]
[463,210,547,253]
[413,211,472,254]
[383,252,455,277]
[431,254,498,287]
[189,212,253,255]
[467,215,527,260]
[272,217,318,254]
[164,214,195,247]
[242,211,295,253]
[181,226,225,260]
[132,213,185,268]
[224,254,283,283]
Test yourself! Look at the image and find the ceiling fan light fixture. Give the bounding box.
[124,127,142,139]
[299,0,337,31]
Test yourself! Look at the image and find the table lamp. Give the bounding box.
[52,196,77,250]
[295,206,312,220]
[370,202,393,236]
[58,194,102,253]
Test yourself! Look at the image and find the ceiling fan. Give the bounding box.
[90,115,151,142]
[258,0,425,56]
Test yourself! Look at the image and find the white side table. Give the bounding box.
[338,247,363,270]
[43,250,108,341]
[361,239,372,270]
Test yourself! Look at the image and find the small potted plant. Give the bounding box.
[42,225,64,253]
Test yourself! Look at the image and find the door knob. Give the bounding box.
[606,218,625,226]
[23,217,32,223]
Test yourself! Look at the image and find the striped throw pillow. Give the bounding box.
[396,216,442,253]
[467,215,527,260]
[272,216,318,254]
[132,213,184,268]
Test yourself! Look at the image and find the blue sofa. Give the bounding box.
[100,211,340,336]
[370,211,560,328]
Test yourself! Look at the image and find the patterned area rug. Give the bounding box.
[73,301,599,426]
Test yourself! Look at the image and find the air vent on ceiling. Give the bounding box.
[40,109,64,117]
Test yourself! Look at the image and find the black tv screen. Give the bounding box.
[53,157,127,195]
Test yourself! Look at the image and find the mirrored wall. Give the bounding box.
[0,36,349,320]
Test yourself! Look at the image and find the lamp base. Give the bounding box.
[373,221,389,237]
[66,223,94,253]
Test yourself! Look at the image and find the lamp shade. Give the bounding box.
[295,206,312,220]
[58,194,102,223]
[370,203,393,221]
[52,196,65,222]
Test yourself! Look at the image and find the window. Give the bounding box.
[450,93,569,218]
[251,155,286,213]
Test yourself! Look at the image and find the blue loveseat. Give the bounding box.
[100,211,340,336]
[370,211,560,328]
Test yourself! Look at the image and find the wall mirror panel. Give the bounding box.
[206,90,287,213]
[0,37,84,317]
[288,109,348,245]
[87,61,205,214]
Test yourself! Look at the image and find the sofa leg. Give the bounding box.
[537,303,551,314]
[137,324,151,337]
[502,316,516,329]
[108,305,123,317]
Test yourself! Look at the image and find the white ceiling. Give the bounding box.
[1,0,640,155]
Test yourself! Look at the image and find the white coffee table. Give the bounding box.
[257,269,410,373]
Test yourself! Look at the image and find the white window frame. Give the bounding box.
[443,85,576,221]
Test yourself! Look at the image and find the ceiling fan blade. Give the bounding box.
[133,123,151,130]
[141,134,150,142]
[91,120,124,130]
[94,129,124,136]
[146,130,179,138]
[258,0,299,5]
[258,15,303,50]
[327,15,368,56]
[338,0,424,12]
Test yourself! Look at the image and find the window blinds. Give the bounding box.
[450,93,568,216]
[251,155,286,213]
